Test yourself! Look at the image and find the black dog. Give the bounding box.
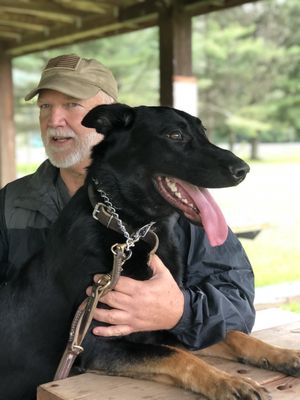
[0,104,299,400]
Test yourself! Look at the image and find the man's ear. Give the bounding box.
[81,103,135,135]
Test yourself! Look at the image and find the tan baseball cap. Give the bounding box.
[25,54,118,101]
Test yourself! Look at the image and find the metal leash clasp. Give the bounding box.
[93,273,113,298]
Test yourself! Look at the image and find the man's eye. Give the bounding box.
[66,102,80,108]
[39,104,50,110]
[166,131,183,141]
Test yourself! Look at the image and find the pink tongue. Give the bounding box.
[177,179,228,246]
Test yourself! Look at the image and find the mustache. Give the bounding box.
[46,127,76,139]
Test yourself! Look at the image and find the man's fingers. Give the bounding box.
[93,324,133,337]
[148,254,170,277]
[113,276,142,293]
[98,290,130,309]
[87,276,140,301]
[93,307,129,326]
[92,308,134,337]
[93,274,141,294]
[87,255,182,336]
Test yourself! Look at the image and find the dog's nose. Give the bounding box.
[228,163,250,182]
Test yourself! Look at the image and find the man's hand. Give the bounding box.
[87,254,184,337]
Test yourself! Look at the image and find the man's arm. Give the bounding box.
[170,221,255,350]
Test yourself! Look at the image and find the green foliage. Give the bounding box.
[17,163,40,176]
[226,115,271,138]
[192,0,300,142]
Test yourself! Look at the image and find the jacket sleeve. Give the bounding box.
[170,219,255,350]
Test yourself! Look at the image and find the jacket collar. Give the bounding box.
[13,160,69,221]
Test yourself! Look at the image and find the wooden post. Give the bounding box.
[0,55,16,187]
[158,0,196,112]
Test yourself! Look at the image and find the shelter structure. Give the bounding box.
[0,0,257,186]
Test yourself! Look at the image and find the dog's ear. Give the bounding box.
[81,103,135,135]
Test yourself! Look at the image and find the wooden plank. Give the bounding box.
[37,368,300,400]
[37,373,201,400]
[0,55,16,187]
[265,376,300,400]
[37,321,300,400]
[252,321,300,348]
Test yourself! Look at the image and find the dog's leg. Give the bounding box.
[225,331,300,377]
[85,341,270,400]
[199,331,300,377]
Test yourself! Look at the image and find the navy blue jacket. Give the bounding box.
[0,160,255,350]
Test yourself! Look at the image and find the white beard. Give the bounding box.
[43,127,101,168]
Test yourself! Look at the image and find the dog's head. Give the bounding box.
[82,103,249,246]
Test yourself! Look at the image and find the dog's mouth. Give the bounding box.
[154,176,228,246]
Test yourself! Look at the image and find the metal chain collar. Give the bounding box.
[92,178,156,257]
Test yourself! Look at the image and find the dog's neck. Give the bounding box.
[88,180,159,253]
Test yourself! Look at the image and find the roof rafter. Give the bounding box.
[0,0,259,57]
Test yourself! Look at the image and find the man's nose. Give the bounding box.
[47,107,67,128]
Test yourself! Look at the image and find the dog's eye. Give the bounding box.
[166,131,183,141]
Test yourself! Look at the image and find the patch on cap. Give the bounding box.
[44,54,81,71]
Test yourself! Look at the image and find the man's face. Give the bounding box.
[38,89,106,168]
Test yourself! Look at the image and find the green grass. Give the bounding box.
[281,302,300,314]
[217,144,300,290]
[236,143,300,164]
[245,152,300,164]
[241,223,300,287]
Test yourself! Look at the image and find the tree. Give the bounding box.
[192,0,300,157]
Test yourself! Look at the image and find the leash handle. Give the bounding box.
[53,245,127,381]
[53,345,83,381]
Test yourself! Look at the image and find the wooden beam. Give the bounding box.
[158,0,193,106]
[0,1,82,23]
[183,0,260,16]
[0,0,261,57]
[0,18,46,32]
[4,2,158,57]
[0,55,16,187]
[0,31,22,40]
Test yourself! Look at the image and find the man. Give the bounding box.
[0,54,255,350]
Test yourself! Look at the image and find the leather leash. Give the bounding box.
[54,183,159,381]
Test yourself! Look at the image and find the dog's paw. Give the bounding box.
[208,375,271,400]
[261,348,300,377]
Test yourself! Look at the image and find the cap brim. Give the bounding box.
[24,76,101,101]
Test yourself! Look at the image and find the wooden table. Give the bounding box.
[37,321,300,400]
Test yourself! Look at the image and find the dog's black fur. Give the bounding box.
[1,104,298,400]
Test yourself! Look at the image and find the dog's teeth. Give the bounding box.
[164,177,196,209]
[165,179,181,197]
[165,178,191,203]
[166,178,178,193]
